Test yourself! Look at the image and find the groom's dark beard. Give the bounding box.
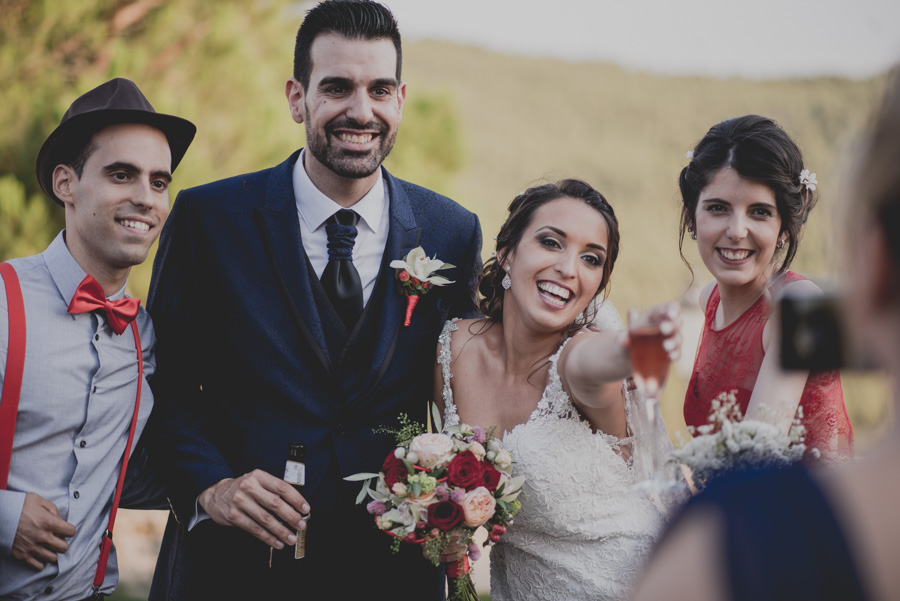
[305,115,397,179]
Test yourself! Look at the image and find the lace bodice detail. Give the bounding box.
[684,272,853,463]
[438,319,605,429]
[437,319,664,600]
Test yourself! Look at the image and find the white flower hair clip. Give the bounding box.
[685,151,694,160]
[799,169,818,191]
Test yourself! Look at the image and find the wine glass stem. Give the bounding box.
[645,397,659,423]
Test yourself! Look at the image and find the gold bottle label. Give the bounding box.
[294,515,309,559]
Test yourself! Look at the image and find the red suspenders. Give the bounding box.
[0,262,143,595]
[0,262,25,489]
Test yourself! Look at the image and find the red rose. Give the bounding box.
[480,463,502,492]
[421,281,430,289]
[398,270,410,282]
[426,500,463,531]
[446,451,483,490]
[410,276,420,286]
[382,451,407,489]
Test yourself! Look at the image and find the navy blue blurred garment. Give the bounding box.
[677,465,870,601]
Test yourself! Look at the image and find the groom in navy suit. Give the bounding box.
[145,1,482,598]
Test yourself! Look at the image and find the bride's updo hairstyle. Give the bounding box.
[679,114,818,276]
[479,179,620,328]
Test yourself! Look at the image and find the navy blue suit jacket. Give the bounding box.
[146,150,482,599]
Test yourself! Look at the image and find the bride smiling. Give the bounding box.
[434,179,682,601]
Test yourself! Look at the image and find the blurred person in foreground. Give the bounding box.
[632,68,900,601]
[145,1,481,598]
[0,78,195,601]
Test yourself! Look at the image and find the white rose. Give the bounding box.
[392,482,408,496]
[409,433,455,469]
[494,449,512,469]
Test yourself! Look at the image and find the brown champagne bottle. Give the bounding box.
[282,442,308,559]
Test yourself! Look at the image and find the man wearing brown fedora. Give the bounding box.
[0,78,195,601]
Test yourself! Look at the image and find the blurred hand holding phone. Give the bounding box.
[780,289,874,372]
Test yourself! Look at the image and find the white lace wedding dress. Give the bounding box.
[438,307,672,601]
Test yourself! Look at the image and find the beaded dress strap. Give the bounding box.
[436,318,461,427]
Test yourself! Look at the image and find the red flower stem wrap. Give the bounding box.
[447,555,470,578]
[403,295,420,327]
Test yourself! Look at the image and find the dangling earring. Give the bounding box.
[501,266,512,290]
[689,228,697,241]
[777,238,786,249]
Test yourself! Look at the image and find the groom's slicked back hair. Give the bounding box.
[293,0,402,90]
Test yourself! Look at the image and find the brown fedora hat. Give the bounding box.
[36,77,197,205]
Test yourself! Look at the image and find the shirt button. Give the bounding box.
[44,586,53,594]
[80,440,87,448]
[95,334,100,341]
[92,385,97,393]
[73,491,80,499]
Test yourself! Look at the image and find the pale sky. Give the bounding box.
[378,0,900,79]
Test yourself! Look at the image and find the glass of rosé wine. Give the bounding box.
[625,304,689,503]
[627,306,674,421]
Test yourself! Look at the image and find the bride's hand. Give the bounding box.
[623,302,683,362]
[659,302,683,362]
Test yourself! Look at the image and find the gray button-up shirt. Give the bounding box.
[0,232,155,601]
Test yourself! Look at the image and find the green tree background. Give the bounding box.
[0,0,463,293]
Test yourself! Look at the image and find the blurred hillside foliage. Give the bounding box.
[0,0,892,443]
[0,0,462,293]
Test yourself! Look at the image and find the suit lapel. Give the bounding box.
[254,151,333,376]
[346,170,419,407]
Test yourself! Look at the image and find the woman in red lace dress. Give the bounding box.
[679,115,852,462]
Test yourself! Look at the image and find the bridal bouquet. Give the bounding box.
[345,407,523,601]
[672,391,815,490]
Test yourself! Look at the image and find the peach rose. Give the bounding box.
[409,433,455,469]
[461,486,497,527]
[409,488,438,507]
[467,441,486,461]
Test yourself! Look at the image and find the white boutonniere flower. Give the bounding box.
[390,246,455,326]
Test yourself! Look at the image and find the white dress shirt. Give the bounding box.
[292,149,390,306]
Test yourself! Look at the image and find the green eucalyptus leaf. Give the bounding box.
[431,402,443,432]
[343,473,379,481]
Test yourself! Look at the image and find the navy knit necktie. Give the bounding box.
[321,209,363,329]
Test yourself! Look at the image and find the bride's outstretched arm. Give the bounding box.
[559,329,631,406]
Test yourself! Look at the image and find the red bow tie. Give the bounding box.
[67,275,140,335]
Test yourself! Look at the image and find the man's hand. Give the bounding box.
[198,469,311,548]
[12,493,77,571]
